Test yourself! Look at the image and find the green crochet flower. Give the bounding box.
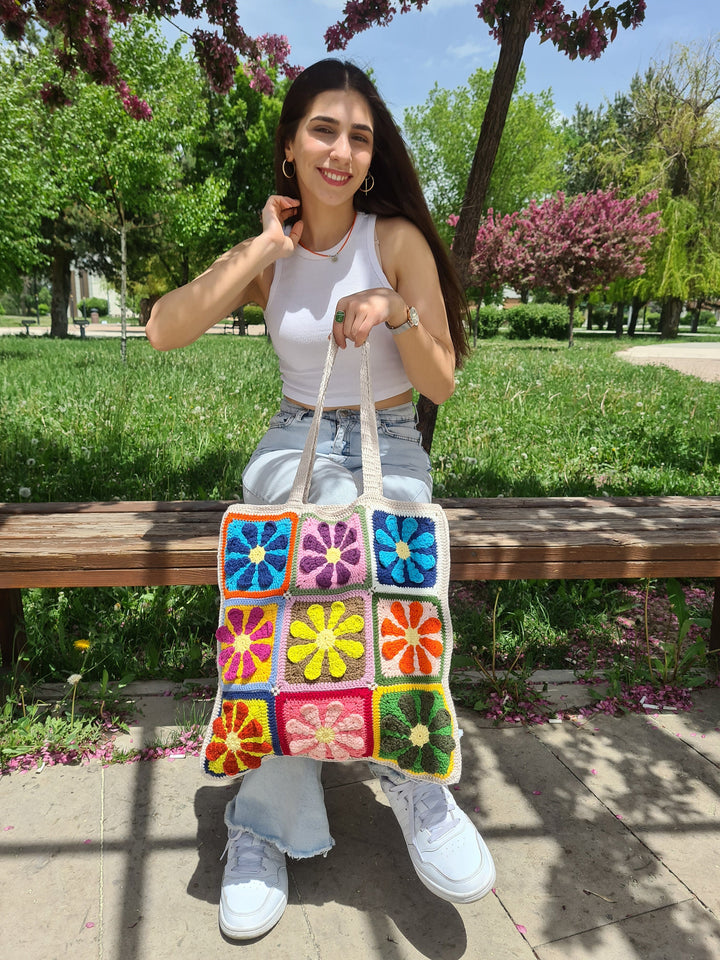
[378,689,454,775]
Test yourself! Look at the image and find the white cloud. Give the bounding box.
[447,41,487,59]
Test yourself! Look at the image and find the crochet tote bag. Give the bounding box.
[201,339,461,785]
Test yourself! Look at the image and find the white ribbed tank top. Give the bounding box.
[263,212,412,407]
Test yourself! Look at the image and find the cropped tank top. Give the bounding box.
[263,212,412,407]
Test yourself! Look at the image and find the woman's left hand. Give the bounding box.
[332,288,406,348]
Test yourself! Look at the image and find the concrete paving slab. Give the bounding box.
[650,688,720,765]
[99,755,319,959]
[0,763,103,959]
[458,713,690,949]
[535,897,720,960]
[294,776,535,960]
[534,710,720,915]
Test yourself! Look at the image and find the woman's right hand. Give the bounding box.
[261,195,303,259]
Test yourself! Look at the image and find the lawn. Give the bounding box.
[0,331,717,752]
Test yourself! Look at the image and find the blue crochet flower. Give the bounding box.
[373,512,437,587]
[224,518,292,593]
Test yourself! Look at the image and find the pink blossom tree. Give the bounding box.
[467,189,662,345]
[0,1,300,119]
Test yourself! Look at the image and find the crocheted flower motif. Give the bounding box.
[297,518,365,589]
[205,699,273,776]
[216,605,275,684]
[287,600,365,681]
[285,700,366,760]
[224,518,292,594]
[373,512,437,587]
[380,600,443,676]
[378,689,454,776]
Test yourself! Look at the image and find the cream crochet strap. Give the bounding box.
[288,339,384,505]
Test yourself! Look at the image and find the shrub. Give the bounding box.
[78,297,108,317]
[506,303,569,340]
[699,310,717,327]
[472,306,504,339]
[242,304,265,326]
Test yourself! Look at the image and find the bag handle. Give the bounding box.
[288,339,384,504]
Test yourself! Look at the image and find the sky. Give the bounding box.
[173,0,720,122]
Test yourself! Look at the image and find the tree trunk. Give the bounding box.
[50,244,73,338]
[450,0,534,282]
[627,296,642,337]
[690,306,700,333]
[614,302,625,338]
[586,303,593,330]
[567,293,576,347]
[660,297,683,338]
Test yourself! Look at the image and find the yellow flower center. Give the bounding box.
[315,725,336,744]
[409,724,430,748]
[325,546,342,564]
[248,545,266,564]
[405,627,420,646]
[225,731,243,753]
[396,541,411,560]
[315,628,337,650]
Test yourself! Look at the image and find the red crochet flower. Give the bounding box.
[206,700,272,775]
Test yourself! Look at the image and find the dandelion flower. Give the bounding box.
[19,487,31,498]
[67,674,83,686]
[73,639,91,652]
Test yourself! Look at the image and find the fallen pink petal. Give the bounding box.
[515,924,528,935]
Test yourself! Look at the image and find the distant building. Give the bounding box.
[68,267,121,319]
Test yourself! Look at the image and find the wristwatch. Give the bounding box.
[386,305,420,335]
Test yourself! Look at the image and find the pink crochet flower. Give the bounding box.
[285,700,366,760]
[216,606,274,683]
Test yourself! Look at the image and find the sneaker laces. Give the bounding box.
[387,779,459,843]
[221,830,275,880]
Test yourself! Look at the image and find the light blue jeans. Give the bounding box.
[224,399,432,859]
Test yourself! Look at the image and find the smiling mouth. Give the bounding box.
[320,169,352,184]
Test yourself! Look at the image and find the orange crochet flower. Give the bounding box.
[380,600,442,675]
[205,700,272,775]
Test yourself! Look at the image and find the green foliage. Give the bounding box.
[505,303,569,340]
[404,64,566,242]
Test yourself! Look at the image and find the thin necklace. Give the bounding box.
[299,212,357,263]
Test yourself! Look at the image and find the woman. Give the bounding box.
[147,58,495,941]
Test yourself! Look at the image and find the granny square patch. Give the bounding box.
[374,596,445,681]
[216,602,281,686]
[295,513,369,591]
[203,693,277,778]
[278,594,372,687]
[372,685,455,778]
[371,511,438,588]
[220,512,297,599]
[275,689,373,760]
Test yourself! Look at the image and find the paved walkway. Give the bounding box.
[618,341,720,383]
[2,681,719,959]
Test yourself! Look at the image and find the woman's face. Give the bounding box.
[285,89,374,207]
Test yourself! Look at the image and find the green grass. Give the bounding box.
[1,332,717,697]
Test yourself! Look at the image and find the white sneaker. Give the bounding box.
[380,777,496,903]
[219,830,288,939]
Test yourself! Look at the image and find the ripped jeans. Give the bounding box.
[223,399,432,859]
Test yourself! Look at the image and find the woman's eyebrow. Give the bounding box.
[309,114,373,134]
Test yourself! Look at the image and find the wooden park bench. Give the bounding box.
[2,495,720,670]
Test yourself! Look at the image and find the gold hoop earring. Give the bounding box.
[360,173,375,194]
[282,159,295,179]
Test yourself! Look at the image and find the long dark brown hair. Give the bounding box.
[274,59,469,367]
